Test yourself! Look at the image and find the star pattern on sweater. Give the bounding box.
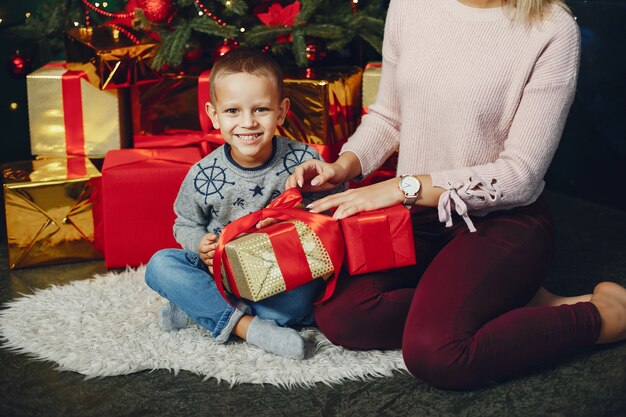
[250,185,265,197]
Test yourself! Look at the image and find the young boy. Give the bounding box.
[145,48,337,360]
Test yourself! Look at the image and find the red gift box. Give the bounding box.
[102,147,203,268]
[339,205,416,276]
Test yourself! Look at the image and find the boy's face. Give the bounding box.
[206,72,289,168]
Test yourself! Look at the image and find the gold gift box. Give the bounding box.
[2,158,103,269]
[223,220,334,302]
[362,62,382,110]
[131,73,202,135]
[65,26,160,90]
[26,62,131,157]
[279,67,363,146]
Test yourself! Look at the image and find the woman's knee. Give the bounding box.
[402,333,485,390]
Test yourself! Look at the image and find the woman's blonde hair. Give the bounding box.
[506,0,572,22]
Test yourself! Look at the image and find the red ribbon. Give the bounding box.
[213,187,344,305]
[44,63,89,156]
[197,70,213,133]
[134,129,224,157]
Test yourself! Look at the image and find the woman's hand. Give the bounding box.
[307,177,405,219]
[285,159,350,192]
[198,233,218,267]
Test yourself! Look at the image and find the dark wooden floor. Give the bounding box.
[1,190,625,417]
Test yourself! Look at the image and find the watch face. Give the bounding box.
[401,176,420,194]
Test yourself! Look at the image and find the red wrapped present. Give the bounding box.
[130,70,224,156]
[102,147,202,268]
[339,205,416,276]
[212,188,344,303]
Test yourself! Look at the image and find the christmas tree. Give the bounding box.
[4,0,388,71]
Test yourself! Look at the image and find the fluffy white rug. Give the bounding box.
[0,267,407,387]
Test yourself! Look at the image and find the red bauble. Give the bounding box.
[183,42,204,64]
[212,40,238,63]
[138,0,175,23]
[305,40,326,64]
[6,51,32,79]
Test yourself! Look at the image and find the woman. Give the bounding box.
[287,0,626,389]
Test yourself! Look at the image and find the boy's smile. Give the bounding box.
[206,72,289,168]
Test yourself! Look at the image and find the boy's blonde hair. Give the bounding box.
[506,0,572,22]
[209,48,284,103]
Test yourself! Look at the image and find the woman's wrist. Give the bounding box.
[336,151,362,182]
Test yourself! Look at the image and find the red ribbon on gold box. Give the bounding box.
[213,188,344,303]
[339,205,416,276]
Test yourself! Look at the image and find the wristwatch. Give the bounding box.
[399,175,421,209]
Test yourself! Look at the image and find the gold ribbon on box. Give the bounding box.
[26,62,124,157]
[362,62,382,112]
[279,67,363,146]
[2,158,103,269]
[65,27,160,90]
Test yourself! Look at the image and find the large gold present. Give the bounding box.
[2,158,103,269]
[26,62,131,157]
[65,26,160,90]
[279,67,363,147]
[362,62,382,112]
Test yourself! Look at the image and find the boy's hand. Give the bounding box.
[198,233,218,267]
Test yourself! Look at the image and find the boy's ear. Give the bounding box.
[276,97,290,126]
[205,102,220,129]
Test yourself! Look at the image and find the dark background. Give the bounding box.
[1,0,625,212]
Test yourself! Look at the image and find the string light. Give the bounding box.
[102,2,108,7]
[74,21,80,26]
[0,18,3,24]
[25,12,31,18]
[95,2,100,6]
[80,0,134,19]
[10,103,18,110]
[240,27,245,32]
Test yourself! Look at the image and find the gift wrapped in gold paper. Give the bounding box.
[362,62,382,113]
[131,72,203,135]
[26,62,132,157]
[65,26,160,90]
[279,67,363,148]
[2,158,103,269]
[222,220,334,302]
[212,188,344,303]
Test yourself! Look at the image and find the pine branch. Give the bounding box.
[291,28,308,67]
[302,24,347,40]
[240,25,292,47]
[189,16,238,37]
[152,22,192,69]
[176,0,195,7]
[217,0,248,16]
[295,0,324,25]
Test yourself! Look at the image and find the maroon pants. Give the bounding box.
[315,196,601,389]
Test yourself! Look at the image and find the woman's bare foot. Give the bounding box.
[590,282,626,344]
[527,287,592,307]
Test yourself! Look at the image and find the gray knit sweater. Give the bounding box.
[173,136,336,252]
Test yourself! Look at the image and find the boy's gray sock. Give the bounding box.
[158,302,193,331]
[246,316,305,360]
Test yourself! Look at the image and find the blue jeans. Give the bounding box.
[145,249,323,343]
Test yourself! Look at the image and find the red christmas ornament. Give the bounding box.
[183,42,204,64]
[138,0,175,23]
[6,51,32,79]
[305,40,326,64]
[212,40,238,63]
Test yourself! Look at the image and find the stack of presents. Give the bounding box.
[2,26,405,294]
